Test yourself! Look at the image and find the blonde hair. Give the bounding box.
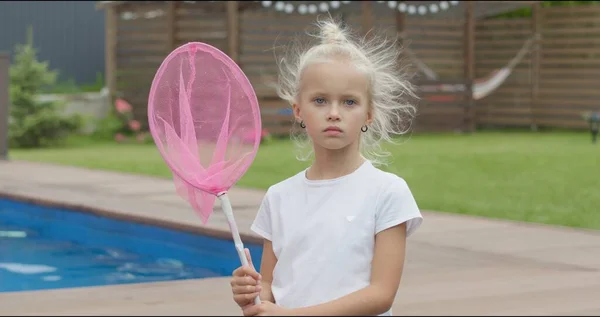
[273,16,417,166]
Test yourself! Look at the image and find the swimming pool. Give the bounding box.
[0,198,263,292]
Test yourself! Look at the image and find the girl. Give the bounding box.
[230,16,423,316]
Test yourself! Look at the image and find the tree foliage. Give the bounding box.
[9,26,83,148]
[488,1,600,19]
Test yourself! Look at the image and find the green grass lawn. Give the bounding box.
[8,131,600,230]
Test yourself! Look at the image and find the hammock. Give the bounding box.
[400,33,539,100]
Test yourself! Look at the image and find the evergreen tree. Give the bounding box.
[9,26,82,148]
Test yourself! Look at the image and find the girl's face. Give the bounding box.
[293,59,373,152]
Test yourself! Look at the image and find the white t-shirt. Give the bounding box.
[250,160,423,316]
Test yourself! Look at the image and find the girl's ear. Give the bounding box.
[366,106,374,125]
[293,103,302,123]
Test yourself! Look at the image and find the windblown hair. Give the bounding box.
[273,16,418,166]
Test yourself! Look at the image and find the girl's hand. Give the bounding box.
[231,248,262,308]
[242,300,291,316]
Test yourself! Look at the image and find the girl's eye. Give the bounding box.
[345,100,356,106]
[314,98,325,104]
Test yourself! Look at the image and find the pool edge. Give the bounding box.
[0,190,264,246]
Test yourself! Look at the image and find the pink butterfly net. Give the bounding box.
[148,42,261,224]
[147,43,263,305]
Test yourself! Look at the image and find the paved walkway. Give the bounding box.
[0,160,599,316]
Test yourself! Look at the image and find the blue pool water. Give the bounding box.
[0,198,263,292]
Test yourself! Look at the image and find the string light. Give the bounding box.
[429,3,439,13]
[284,3,294,13]
[257,1,351,14]
[258,1,460,16]
[319,2,329,12]
[298,3,308,14]
[407,5,416,14]
[275,1,284,11]
[384,1,460,16]
[398,2,407,12]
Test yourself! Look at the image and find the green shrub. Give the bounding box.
[91,110,124,141]
[91,97,151,144]
[8,26,83,148]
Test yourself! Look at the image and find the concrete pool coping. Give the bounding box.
[0,187,264,246]
[0,160,267,245]
[1,160,600,316]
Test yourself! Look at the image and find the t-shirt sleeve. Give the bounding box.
[250,190,273,241]
[375,177,423,237]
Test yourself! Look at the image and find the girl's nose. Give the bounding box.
[327,105,341,121]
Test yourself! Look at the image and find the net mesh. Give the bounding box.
[148,42,262,223]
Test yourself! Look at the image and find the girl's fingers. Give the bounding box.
[234,291,260,304]
[232,283,262,294]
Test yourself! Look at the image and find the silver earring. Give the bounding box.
[361,125,368,132]
[300,121,306,128]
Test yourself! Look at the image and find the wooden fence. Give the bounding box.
[412,79,471,133]
[476,4,600,130]
[105,2,600,134]
[110,2,231,121]
[475,16,534,128]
